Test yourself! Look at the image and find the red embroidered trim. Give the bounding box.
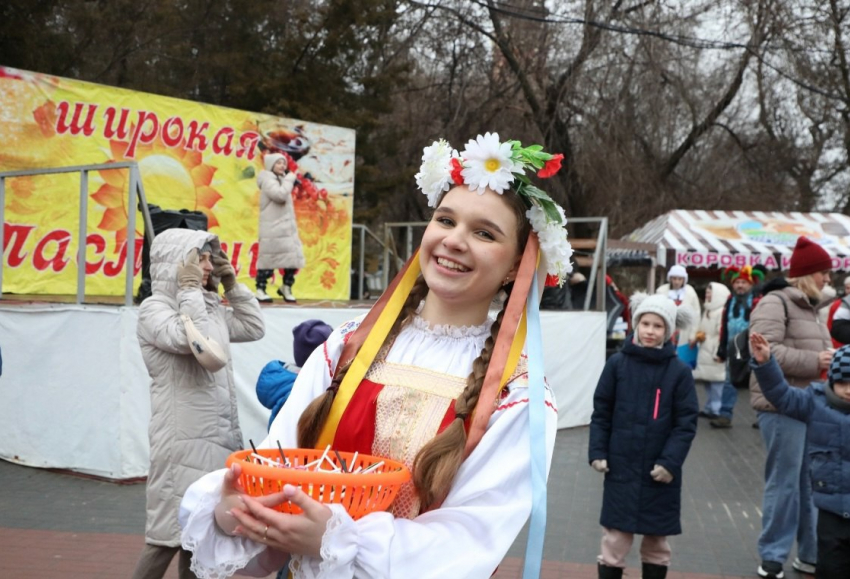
[323,342,333,379]
[494,398,558,414]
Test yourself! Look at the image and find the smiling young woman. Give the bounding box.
[178,133,571,579]
[418,185,528,327]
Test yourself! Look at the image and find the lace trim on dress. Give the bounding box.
[290,505,354,579]
[182,491,265,579]
[319,506,349,574]
[409,312,492,339]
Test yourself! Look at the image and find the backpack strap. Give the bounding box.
[774,292,789,325]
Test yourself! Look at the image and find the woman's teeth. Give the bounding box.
[437,257,469,272]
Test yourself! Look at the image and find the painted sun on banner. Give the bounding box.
[0,66,355,299]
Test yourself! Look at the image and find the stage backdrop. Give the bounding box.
[0,66,355,299]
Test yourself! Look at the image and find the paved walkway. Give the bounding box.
[0,387,814,579]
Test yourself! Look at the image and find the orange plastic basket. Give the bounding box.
[225,448,411,519]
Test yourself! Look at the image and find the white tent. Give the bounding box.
[625,210,850,271]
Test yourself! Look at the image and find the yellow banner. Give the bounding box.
[0,66,355,299]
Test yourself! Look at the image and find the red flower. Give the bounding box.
[450,157,464,185]
[545,274,560,287]
[537,154,564,178]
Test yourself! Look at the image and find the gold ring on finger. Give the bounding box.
[262,524,269,541]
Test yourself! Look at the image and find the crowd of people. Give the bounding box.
[129,132,849,579]
[592,236,846,579]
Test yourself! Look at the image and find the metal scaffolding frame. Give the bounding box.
[0,162,154,306]
[351,223,403,300]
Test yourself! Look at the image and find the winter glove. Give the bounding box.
[178,249,203,289]
[650,464,673,483]
[212,250,237,291]
[591,459,609,473]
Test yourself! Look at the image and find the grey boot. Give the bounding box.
[642,562,668,579]
[598,563,624,579]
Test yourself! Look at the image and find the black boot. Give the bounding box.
[598,563,623,579]
[641,562,668,579]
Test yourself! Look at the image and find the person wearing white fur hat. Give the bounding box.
[589,293,699,579]
[255,153,305,303]
[656,265,701,366]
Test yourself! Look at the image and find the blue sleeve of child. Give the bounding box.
[655,366,698,478]
[589,356,619,463]
[751,355,815,422]
[256,361,298,430]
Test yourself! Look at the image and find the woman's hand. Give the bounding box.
[749,332,771,365]
[230,484,332,558]
[818,348,836,370]
[212,250,237,291]
[214,463,248,535]
[178,248,203,289]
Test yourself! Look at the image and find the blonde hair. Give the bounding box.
[787,275,822,301]
[297,187,531,511]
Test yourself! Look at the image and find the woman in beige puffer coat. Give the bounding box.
[747,236,833,576]
[254,153,305,303]
[133,228,264,579]
[693,281,731,417]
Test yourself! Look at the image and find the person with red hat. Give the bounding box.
[747,236,834,579]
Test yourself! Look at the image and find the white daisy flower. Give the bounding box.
[460,132,520,194]
[415,139,455,207]
[527,204,573,281]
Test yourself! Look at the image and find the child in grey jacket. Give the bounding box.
[750,332,850,579]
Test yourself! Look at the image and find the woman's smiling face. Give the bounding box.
[419,185,521,316]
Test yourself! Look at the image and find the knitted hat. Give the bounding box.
[828,345,850,386]
[789,236,831,278]
[667,264,688,283]
[630,293,697,342]
[292,319,333,367]
[263,153,286,173]
[721,265,764,286]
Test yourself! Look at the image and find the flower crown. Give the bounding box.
[414,132,573,286]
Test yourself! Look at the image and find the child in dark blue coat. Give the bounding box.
[256,319,333,429]
[750,332,850,579]
[589,293,699,579]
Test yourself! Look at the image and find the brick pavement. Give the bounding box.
[0,387,815,578]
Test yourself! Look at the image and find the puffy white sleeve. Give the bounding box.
[292,379,559,579]
[179,319,357,578]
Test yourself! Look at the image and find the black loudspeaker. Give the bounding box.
[135,205,209,304]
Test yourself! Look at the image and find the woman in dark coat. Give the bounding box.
[589,293,699,579]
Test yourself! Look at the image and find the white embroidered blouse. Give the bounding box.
[179,314,558,579]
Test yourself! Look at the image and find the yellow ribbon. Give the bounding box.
[317,253,423,448]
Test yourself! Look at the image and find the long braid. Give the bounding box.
[297,276,430,448]
[413,293,509,511]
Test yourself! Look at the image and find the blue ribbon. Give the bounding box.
[522,272,548,578]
